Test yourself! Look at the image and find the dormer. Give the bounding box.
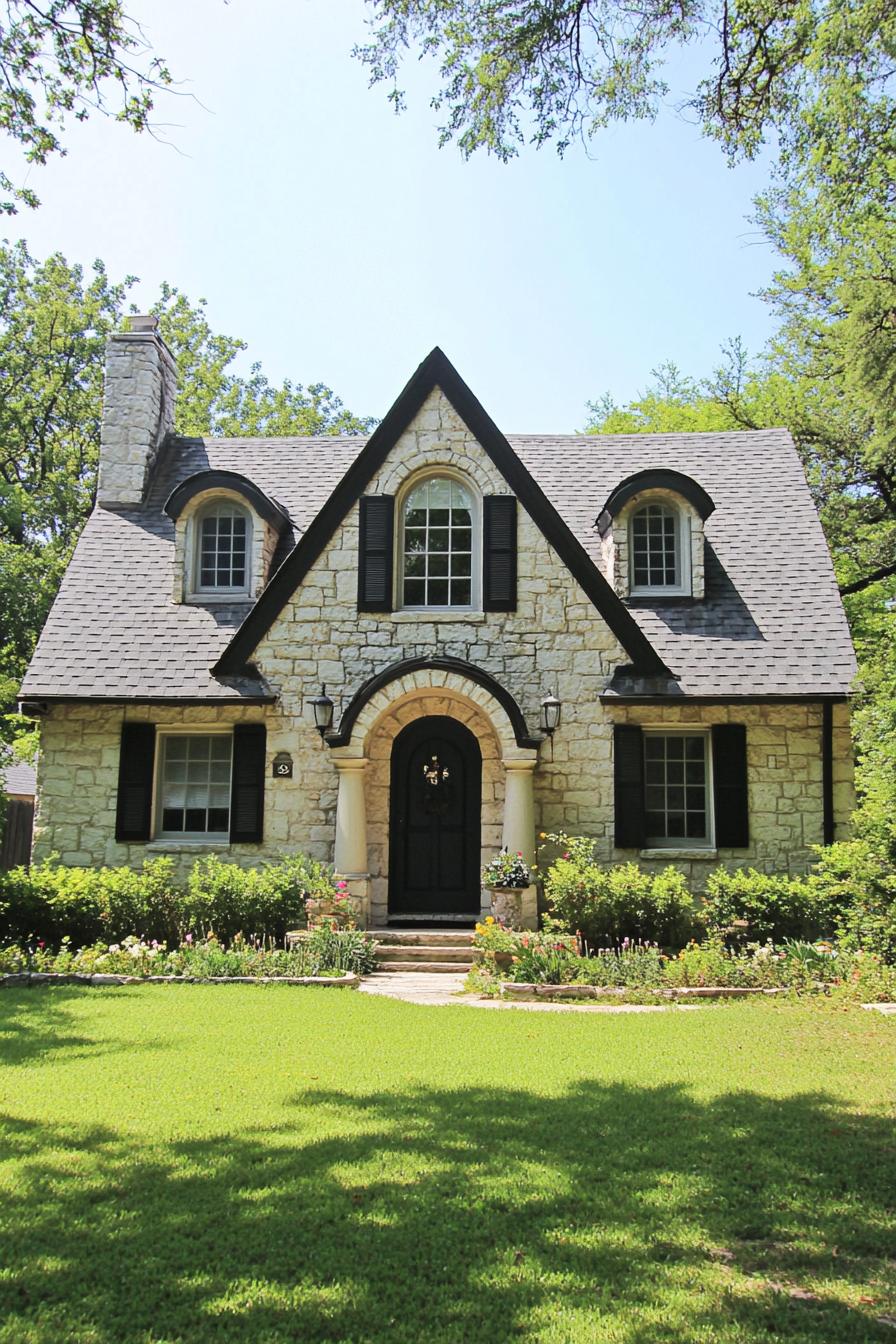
[164,470,290,604]
[597,469,715,601]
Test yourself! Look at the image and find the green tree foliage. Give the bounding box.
[356,0,895,181]
[0,240,372,749]
[0,1,174,213]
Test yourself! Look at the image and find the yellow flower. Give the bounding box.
[485,916,495,925]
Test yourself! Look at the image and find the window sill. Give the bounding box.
[390,610,488,623]
[183,594,253,607]
[147,840,230,854]
[639,848,718,861]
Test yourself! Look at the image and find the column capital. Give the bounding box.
[332,755,369,774]
[502,757,537,773]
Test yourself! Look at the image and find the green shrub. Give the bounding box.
[541,833,695,948]
[813,840,896,961]
[0,858,180,945]
[179,855,315,942]
[699,867,833,945]
[0,853,334,948]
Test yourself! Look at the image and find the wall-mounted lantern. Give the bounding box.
[311,684,334,736]
[540,690,562,737]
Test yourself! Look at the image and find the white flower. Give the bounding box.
[108,944,120,953]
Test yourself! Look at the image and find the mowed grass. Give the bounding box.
[0,990,894,1344]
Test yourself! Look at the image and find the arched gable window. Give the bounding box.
[630,500,690,595]
[400,476,477,609]
[194,500,252,595]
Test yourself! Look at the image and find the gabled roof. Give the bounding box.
[213,348,668,678]
[20,353,857,703]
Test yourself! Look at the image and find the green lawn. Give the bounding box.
[1,989,894,1343]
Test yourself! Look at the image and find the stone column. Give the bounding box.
[333,757,371,925]
[502,759,537,929]
[334,757,369,875]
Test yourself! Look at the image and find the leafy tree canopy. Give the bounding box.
[0,1,175,214]
[356,0,896,189]
[0,239,372,749]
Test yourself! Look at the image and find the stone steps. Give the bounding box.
[369,928,476,974]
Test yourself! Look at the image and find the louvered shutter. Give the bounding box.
[230,723,266,844]
[357,496,395,611]
[483,495,517,611]
[613,724,645,849]
[712,723,749,848]
[115,723,155,842]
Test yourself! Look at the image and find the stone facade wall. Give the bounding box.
[96,323,177,508]
[33,387,856,909]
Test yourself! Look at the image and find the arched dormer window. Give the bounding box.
[194,500,252,595]
[630,500,689,595]
[400,475,478,609]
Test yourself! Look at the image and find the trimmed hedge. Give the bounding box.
[0,853,335,947]
[699,867,834,944]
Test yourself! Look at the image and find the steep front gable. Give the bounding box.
[214,348,669,681]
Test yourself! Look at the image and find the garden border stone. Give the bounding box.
[500,982,788,1002]
[0,971,360,989]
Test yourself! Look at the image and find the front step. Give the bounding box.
[369,928,475,974]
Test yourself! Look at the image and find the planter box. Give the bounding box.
[485,886,530,929]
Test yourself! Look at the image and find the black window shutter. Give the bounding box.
[358,495,394,611]
[614,724,645,848]
[230,724,266,844]
[115,723,156,842]
[712,723,749,848]
[483,495,517,611]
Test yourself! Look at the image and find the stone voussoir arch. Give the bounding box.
[326,657,541,761]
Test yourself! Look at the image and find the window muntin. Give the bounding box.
[196,503,249,592]
[402,477,474,608]
[631,502,680,591]
[644,733,711,846]
[159,734,232,837]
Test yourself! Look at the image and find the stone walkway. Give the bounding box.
[358,971,697,1012]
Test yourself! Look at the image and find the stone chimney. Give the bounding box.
[96,315,178,507]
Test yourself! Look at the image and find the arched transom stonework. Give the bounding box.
[330,664,540,762]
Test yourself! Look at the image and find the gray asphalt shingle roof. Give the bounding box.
[21,426,856,701]
[3,761,36,797]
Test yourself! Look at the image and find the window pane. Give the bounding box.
[686,812,707,839]
[401,478,477,609]
[631,504,679,589]
[208,808,229,833]
[162,808,184,832]
[196,506,250,590]
[162,736,231,836]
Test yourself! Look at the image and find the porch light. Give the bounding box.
[311,684,334,736]
[540,690,562,736]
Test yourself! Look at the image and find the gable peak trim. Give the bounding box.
[213,348,670,678]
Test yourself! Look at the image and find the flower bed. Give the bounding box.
[0,927,379,982]
[471,922,896,1004]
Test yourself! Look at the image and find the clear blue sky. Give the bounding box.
[9,0,778,431]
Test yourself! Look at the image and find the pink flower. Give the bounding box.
[185,933,193,944]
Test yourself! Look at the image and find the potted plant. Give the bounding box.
[481,850,532,929]
[304,878,358,930]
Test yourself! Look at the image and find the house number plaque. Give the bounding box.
[272,752,293,779]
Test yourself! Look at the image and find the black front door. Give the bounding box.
[388,716,482,916]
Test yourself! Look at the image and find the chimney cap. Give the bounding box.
[127,314,159,334]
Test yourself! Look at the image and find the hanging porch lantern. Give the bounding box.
[311,684,334,736]
[540,690,562,736]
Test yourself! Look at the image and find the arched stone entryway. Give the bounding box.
[326,660,540,928]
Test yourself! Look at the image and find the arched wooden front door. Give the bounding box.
[388,716,482,917]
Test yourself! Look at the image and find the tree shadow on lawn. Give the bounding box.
[2,1077,895,1343]
[0,987,156,1067]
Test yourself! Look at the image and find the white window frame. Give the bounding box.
[189,500,253,599]
[629,500,691,598]
[642,728,714,849]
[396,470,482,613]
[154,729,234,842]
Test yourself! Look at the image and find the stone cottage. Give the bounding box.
[20,319,857,928]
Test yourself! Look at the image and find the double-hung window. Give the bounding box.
[643,732,711,846]
[630,502,689,596]
[158,734,233,838]
[401,478,475,609]
[194,502,251,595]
